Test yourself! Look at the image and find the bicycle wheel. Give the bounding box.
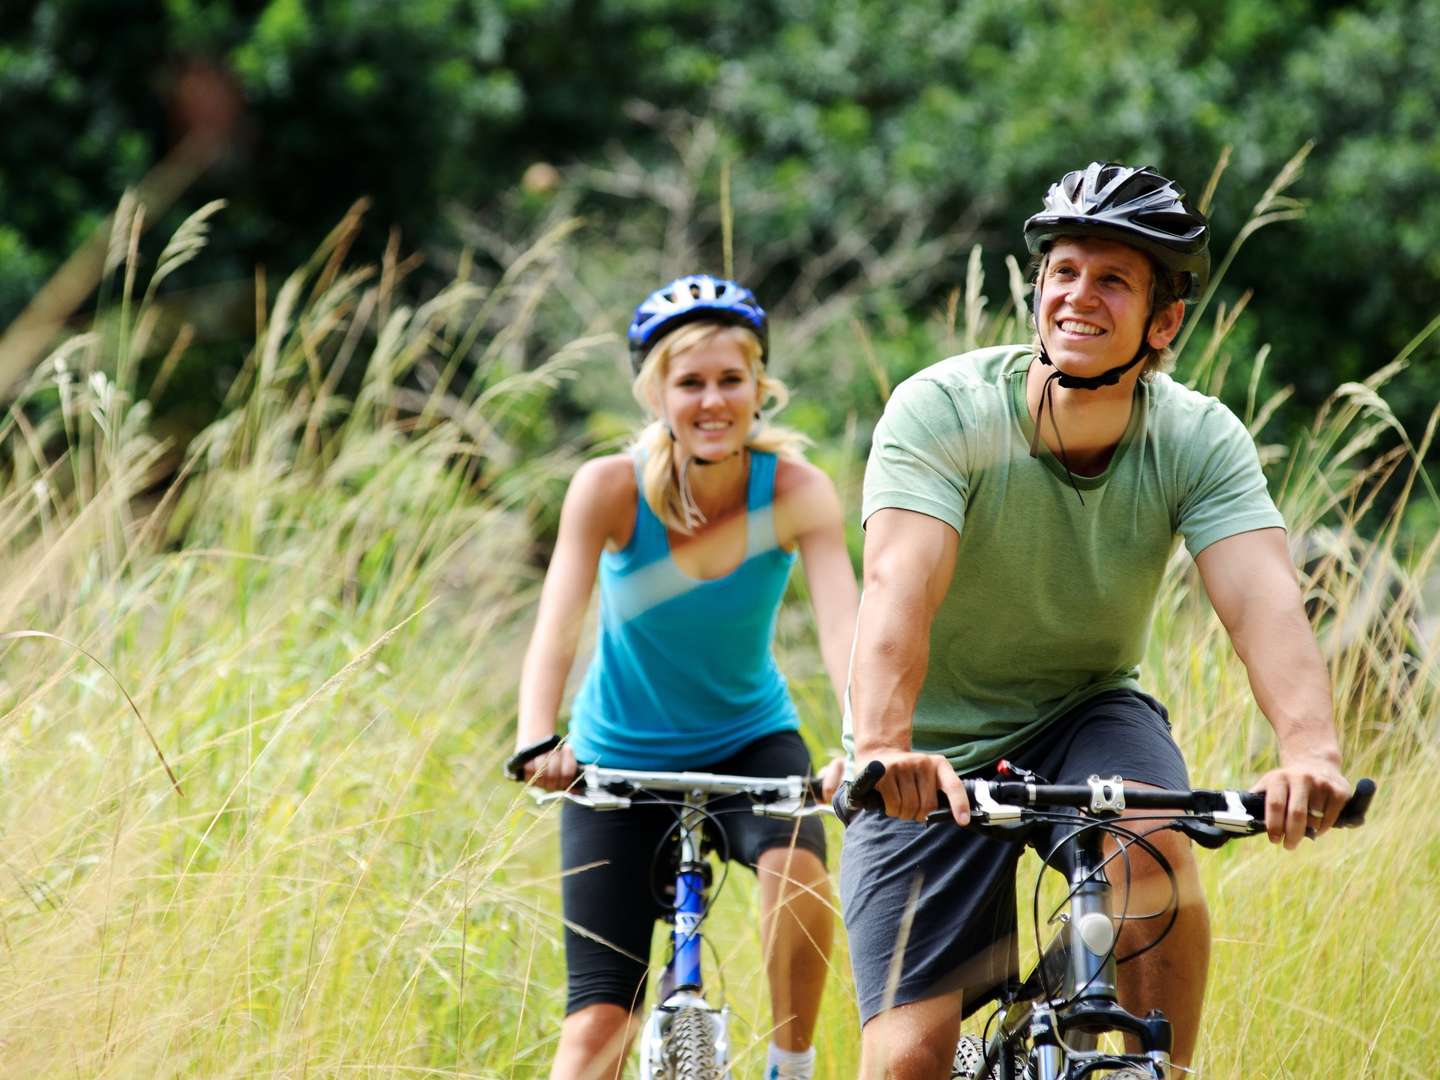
[952,1034,985,1077]
[664,1006,720,1080]
[1004,1048,1036,1080]
[952,1033,1034,1080]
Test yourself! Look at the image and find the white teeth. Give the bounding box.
[1059,320,1104,336]
[697,421,730,430]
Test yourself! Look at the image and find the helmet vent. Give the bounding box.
[626,274,770,374]
[1023,161,1211,299]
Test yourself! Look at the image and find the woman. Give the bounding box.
[515,274,859,1080]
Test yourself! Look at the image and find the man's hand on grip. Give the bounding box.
[860,748,969,826]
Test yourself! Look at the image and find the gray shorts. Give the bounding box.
[839,690,1188,1024]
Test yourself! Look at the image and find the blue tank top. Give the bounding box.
[568,450,800,768]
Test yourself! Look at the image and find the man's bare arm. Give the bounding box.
[850,508,969,823]
[1195,527,1350,848]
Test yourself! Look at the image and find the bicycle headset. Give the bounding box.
[627,274,769,376]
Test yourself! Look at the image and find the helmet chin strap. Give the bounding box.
[1034,337,1150,390]
[662,406,748,531]
[665,425,742,467]
[1029,278,1155,505]
[691,450,742,466]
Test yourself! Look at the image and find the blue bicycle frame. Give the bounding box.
[671,819,707,992]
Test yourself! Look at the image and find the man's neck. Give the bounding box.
[1025,358,1141,476]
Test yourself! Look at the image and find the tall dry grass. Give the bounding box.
[0,147,1437,1077]
[0,199,609,1076]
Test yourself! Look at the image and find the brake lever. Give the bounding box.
[1174,817,1234,850]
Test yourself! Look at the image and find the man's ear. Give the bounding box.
[1148,300,1186,351]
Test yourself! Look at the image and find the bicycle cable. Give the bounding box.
[980,1005,1002,1064]
[1097,816,1186,965]
[1029,815,1180,1006]
[653,794,817,997]
[1030,813,1125,1007]
[639,795,733,928]
[1053,818,1179,933]
[592,783,819,1008]
[1055,820,1177,998]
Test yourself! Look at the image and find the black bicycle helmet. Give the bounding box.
[1024,162,1210,300]
[627,274,769,375]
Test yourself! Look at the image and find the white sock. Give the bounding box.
[765,1042,816,1080]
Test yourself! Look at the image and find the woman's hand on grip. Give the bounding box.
[818,756,848,803]
[521,741,578,791]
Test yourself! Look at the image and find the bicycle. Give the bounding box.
[506,735,830,1080]
[835,761,1376,1080]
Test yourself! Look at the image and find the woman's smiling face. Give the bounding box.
[662,331,761,461]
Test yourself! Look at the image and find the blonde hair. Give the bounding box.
[630,321,809,533]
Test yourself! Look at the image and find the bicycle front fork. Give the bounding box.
[637,812,731,1079]
[1021,1004,1171,1078]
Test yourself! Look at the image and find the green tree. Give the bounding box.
[2,0,1435,458]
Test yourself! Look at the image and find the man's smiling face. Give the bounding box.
[1038,236,1182,379]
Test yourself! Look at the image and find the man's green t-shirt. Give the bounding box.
[853,345,1286,773]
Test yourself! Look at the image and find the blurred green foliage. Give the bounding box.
[0,0,1436,444]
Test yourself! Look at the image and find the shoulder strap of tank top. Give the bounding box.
[617,451,667,561]
[745,450,783,556]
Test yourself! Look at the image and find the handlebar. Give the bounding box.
[570,764,826,802]
[507,756,830,818]
[833,760,1377,842]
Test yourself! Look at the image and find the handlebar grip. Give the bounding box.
[1239,776,1377,830]
[1336,777,1376,827]
[503,734,562,781]
[833,760,887,825]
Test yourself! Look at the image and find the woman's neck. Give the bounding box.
[685,447,749,520]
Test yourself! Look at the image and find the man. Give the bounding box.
[840,162,1351,1078]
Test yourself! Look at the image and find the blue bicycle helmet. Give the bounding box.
[627,274,769,375]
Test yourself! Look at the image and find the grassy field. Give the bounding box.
[2,189,1438,1078]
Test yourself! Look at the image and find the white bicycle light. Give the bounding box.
[1077,910,1116,957]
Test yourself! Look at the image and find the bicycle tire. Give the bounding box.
[1003,1048,1034,1080]
[952,1034,1032,1080]
[993,1043,1034,1080]
[665,1006,720,1080]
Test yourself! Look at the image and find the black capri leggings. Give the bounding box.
[559,729,827,1015]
